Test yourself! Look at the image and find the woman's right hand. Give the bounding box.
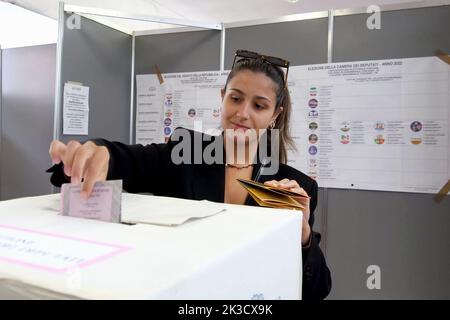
[49,140,110,198]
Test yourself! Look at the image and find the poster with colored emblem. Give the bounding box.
[287,56,449,194]
[136,71,228,144]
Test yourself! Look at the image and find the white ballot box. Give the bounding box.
[0,194,302,300]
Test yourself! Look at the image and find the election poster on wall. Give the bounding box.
[136,56,450,194]
[136,71,228,144]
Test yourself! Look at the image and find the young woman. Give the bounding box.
[48,49,332,300]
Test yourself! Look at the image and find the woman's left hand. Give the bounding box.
[264,179,311,246]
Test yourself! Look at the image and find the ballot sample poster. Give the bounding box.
[63,82,89,135]
[136,71,228,144]
[287,56,450,194]
[136,57,450,194]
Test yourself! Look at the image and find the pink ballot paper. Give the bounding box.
[61,180,122,223]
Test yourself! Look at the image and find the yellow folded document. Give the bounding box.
[237,178,309,210]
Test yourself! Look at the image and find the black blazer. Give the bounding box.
[48,128,331,300]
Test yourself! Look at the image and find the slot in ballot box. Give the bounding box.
[0,193,302,299]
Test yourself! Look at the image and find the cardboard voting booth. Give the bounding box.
[0,194,303,299]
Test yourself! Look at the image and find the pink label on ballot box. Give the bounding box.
[0,224,131,273]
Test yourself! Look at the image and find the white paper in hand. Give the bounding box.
[121,193,226,226]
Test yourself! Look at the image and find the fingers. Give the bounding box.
[49,140,110,198]
[62,140,82,176]
[81,146,110,198]
[264,179,309,196]
[264,179,281,187]
[264,178,311,221]
[70,141,97,185]
[264,179,298,189]
[49,140,67,164]
[265,178,293,185]
[281,179,299,189]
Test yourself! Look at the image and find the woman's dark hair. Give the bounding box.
[223,57,295,164]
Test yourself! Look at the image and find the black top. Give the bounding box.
[47,128,332,300]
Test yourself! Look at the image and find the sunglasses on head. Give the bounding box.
[231,49,290,88]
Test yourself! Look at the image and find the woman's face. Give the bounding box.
[220,70,281,137]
